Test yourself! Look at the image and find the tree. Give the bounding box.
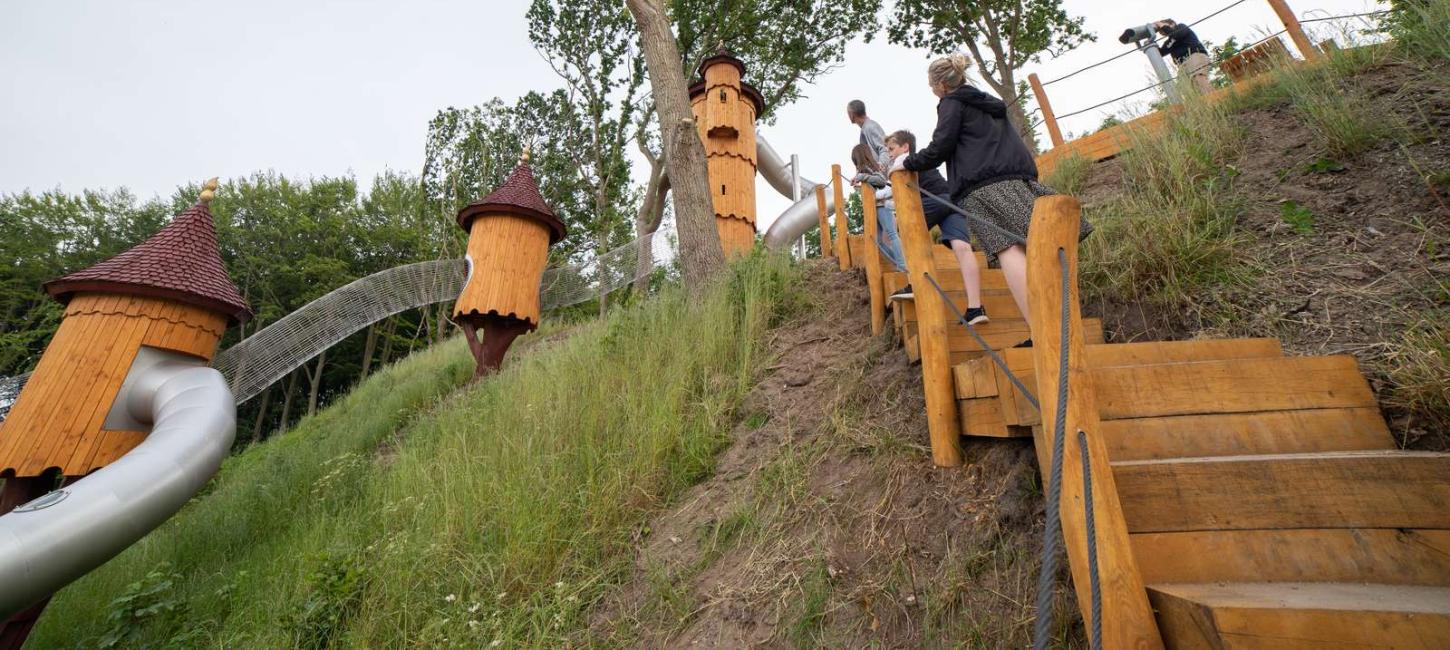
[624,0,726,291]
[888,0,1095,153]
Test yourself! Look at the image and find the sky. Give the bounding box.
[1,0,1384,234]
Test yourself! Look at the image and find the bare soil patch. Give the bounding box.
[590,260,1072,647]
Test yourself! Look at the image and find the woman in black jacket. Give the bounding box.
[891,53,1090,333]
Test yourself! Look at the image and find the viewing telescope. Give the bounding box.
[1118,22,1181,105]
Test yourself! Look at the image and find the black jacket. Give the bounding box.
[903,85,1036,202]
[1159,24,1207,63]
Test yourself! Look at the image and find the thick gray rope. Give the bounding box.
[1078,428,1103,650]
[1031,248,1074,650]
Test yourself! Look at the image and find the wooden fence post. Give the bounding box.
[830,164,851,270]
[1266,0,1321,62]
[1026,196,1162,648]
[890,170,963,467]
[814,184,832,258]
[861,185,886,336]
[1028,73,1065,148]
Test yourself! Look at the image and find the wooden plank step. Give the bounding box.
[1149,582,1450,649]
[1100,408,1394,461]
[1113,450,1450,533]
[1003,355,1377,426]
[903,318,1103,364]
[931,248,987,268]
[884,269,1006,294]
[895,290,1022,324]
[1134,528,1450,586]
[954,339,1284,400]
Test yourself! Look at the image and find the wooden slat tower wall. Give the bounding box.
[823,168,1450,646]
[688,50,763,258]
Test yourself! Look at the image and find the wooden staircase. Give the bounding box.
[821,170,1450,648]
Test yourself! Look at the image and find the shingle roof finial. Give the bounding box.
[521,147,531,163]
[198,177,219,206]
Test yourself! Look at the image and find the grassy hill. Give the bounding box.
[31,255,801,648]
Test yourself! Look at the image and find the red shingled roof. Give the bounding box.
[45,203,252,324]
[456,160,567,244]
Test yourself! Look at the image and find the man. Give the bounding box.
[1156,19,1213,95]
[847,99,891,169]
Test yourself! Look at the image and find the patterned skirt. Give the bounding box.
[960,179,1093,256]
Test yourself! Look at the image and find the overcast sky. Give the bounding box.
[2,0,1383,234]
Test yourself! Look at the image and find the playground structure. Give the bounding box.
[0,0,1430,645]
[453,153,566,377]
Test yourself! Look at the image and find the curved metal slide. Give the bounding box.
[0,357,235,618]
[757,135,836,250]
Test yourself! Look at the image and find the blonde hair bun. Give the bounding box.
[928,52,972,91]
[947,52,971,74]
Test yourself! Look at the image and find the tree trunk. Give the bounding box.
[434,304,449,343]
[380,318,397,367]
[633,160,670,296]
[624,0,725,292]
[277,370,300,434]
[306,350,326,417]
[360,323,378,380]
[250,384,272,443]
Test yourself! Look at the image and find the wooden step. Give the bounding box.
[1134,528,1450,586]
[1001,355,1377,427]
[884,269,1006,295]
[903,318,1103,364]
[894,291,1022,324]
[1113,450,1450,533]
[1100,408,1393,461]
[1149,582,1450,649]
[846,233,864,268]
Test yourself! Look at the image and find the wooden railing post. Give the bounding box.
[830,165,851,270]
[1266,0,1321,62]
[1028,73,1065,148]
[814,184,832,258]
[890,170,963,467]
[860,185,886,336]
[1026,196,1162,648]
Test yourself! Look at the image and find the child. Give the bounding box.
[849,143,907,273]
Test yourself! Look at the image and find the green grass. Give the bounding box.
[1387,314,1450,434]
[1078,96,1250,308]
[1043,153,1093,196]
[33,253,803,648]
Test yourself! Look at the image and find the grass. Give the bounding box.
[1042,153,1092,196]
[1386,314,1450,435]
[1077,96,1250,309]
[32,253,803,648]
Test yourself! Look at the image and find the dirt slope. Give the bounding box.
[591,261,1074,648]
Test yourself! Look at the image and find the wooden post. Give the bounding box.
[1026,196,1162,648]
[1028,73,1065,148]
[814,184,832,258]
[830,164,851,270]
[860,185,886,336]
[890,170,963,467]
[1266,0,1320,62]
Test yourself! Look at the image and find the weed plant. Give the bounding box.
[34,253,803,647]
[1043,153,1092,195]
[1078,97,1249,309]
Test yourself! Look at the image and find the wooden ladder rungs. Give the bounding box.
[1149,582,1450,649]
[894,291,1022,324]
[1133,528,1450,586]
[1113,450,1450,533]
[883,269,1007,294]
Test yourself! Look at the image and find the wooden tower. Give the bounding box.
[0,179,248,647]
[452,153,566,377]
[688,49,765,258]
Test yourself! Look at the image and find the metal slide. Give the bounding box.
[758,135,835,249]
[0,354,236,618]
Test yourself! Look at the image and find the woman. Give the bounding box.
[891,53,1090,338]
[849,143,907,273]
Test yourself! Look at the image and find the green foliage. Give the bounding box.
[1079,99,1250,308]
[98,563,199,649]
[1044,153,1092,195]
[845,191,865,234]
[286,552,368,650]
[1388,314,1450,434]
[672,0,882,120]
[34,254,803,647]
[1385,0,1450,62]
[1278,200,1317,234]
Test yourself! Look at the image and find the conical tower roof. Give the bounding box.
[45,196,252,324]
[456,158,567,244]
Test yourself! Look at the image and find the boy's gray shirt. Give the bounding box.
[859,118,891,170]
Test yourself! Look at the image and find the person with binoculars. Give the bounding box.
[1156,19,1214,94]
